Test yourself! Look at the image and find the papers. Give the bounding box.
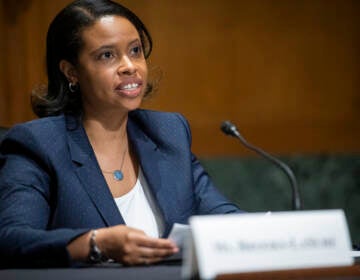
[165,223,190,261]
[168,223,190,248]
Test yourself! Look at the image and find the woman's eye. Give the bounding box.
[130,46,142,56]
[99,51,114,60]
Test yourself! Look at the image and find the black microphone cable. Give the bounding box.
[221,120,302,211]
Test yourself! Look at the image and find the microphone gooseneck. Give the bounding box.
[221,121,302,211]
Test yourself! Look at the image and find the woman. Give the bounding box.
[0,0,241,267]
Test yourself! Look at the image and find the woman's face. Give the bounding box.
[73,16,148,116]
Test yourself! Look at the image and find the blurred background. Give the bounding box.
[1,0,360,239]
[1,0,359,156]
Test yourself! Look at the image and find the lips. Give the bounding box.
[121,83,139,90]
[115,79,143,97]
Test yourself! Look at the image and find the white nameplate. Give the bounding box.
[182,210,353,280]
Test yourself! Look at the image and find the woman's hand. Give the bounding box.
[67,225,178,265]
[97,225,178,265]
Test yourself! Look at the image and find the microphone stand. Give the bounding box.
[221,121,302,211]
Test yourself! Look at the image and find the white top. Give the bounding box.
[114,167,164,238]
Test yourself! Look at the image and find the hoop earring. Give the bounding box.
[68,82,78,93]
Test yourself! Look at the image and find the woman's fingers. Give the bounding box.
[131,235,178,261]
[125,233,179,265]
[138,244,178,258]
[133,234,178,250]
[99,225,179,265]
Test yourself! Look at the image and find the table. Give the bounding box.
[0,262,182,280]
[2,264,360,280]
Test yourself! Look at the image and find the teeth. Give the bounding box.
[122,83,138,90]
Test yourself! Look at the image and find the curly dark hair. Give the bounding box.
[32,0,153,117]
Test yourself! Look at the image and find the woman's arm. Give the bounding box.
[0,124,178,267]
[0,126,90,267]
[67,225,178,265]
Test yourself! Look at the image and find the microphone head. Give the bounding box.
[221,121,239,137]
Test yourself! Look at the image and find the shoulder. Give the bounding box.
[6,115,66,138]
[129,109,192,145]
[1,115,67,153]
[130,109,186,122]
[130,109,189,129]
[130,109,190,134]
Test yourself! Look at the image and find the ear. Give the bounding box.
[59,60,78,84]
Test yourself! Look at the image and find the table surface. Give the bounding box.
[217,265,360,280]
[0,262,183,280]
[2,263,360,280]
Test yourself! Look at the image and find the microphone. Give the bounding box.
[221,120,302,211]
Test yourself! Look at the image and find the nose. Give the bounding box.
[118,55,136,75]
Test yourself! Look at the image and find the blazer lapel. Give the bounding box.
[65,115,124,227]
[127,116,178,236]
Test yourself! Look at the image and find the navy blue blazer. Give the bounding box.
[0,109,241,267]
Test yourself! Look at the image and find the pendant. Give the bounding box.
[113,170,124,181]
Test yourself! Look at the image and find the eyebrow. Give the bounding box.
[90,38,141,55]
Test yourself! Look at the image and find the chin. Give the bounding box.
[122,100,143,112]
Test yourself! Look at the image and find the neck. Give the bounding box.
[82,111,129,155]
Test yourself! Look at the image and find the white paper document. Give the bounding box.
[166,223,190,261]
[168,223,190,247]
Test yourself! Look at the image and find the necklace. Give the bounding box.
[101,147,127,181]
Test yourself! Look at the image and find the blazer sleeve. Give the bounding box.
[0,125,89,268]
[175,114,243,215]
